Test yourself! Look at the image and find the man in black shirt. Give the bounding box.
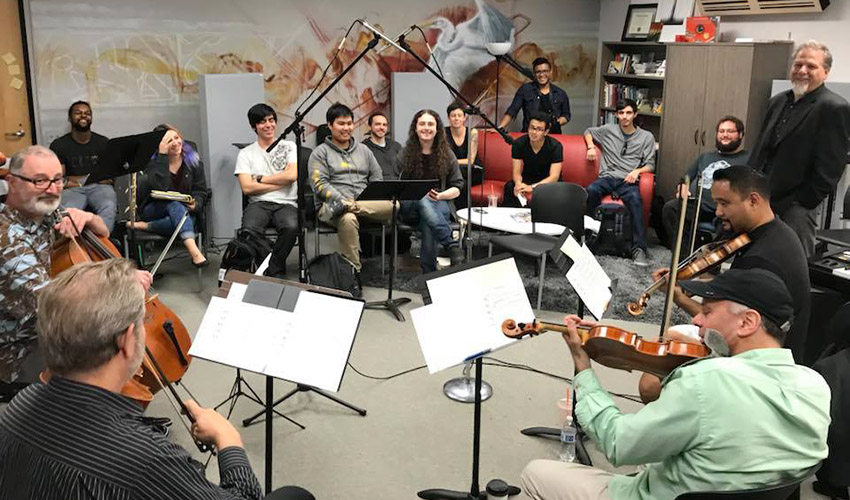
[499,57,571,134]
[641,166,810,402]
[0,259,313,500]
[503,113,563,208]
[49,101,117,232]
[362,111,402,178]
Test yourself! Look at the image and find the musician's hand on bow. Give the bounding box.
[184,399,243,450]
[562,314,593,373]
[55,208,92,238]
[651,267,670,282]
[135,270,153,291]
[184,199,196,212]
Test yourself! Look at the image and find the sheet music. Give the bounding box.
[226,283,248,302]
[560,235,612,320]
[190,291,363,392]
[255,253,271,276]
[412,257,533,373]
[517,192,528,207]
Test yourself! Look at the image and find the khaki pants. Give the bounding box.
[320,200,394,271]
[516,460,614,500]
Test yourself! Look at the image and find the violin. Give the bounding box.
[502,319,708,378]
[49,215,210,453]
[627,234,751,316]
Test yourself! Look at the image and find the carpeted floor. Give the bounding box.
[360,232,691,326]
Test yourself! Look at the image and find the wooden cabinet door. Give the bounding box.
[657,45,709,200]
[698,46,754,153]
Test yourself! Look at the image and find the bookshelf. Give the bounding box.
[598,42,667,136]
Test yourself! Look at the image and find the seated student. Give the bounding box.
[362,111,403,178]
[235,103,299,278]
[517,268,830,500]
[584,99,656,266]
[661,115,749,248]
[398,109,465,273]
[0,258,313,500]
[128,124,209,267]
[503,112,563,208]
[311,102,392,273]
[445,102,483,209]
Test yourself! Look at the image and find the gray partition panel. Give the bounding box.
[199,74,265,239]
[391,72,455,147]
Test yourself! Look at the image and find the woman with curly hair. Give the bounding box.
[399,109,465,273]
[128,124,209,267]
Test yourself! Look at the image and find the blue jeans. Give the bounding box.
[586,176,646,250]
[61,184,118,233]
[400,197,456,273]
[141,200,195,240]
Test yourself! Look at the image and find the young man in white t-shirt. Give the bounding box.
[234,103,298,277]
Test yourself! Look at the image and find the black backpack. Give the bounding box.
[218,229,272,281]
[590,203,633,258]
[306,252,361,298]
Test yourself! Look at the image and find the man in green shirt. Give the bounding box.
[517,268,830,500]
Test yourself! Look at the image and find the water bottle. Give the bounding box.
[558,416,577,462]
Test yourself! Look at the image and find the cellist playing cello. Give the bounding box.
[515,269,829,500]
[640,165,810,402]
[0,146,152,392]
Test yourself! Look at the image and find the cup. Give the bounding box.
[487,194,499,208]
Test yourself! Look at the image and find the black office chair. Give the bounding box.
[488,183,587,310]
[675,464,820,500]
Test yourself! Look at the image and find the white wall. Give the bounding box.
[599,0,850,82]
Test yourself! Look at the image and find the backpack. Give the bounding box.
[589,203,633,258]
[218,229,272,282]
[306,252,362,298]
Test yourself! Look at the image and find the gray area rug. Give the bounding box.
[360,232,691,326]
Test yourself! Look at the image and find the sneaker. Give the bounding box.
[409,235,421,259]
[449,245,465,266]
[632,248,649,267]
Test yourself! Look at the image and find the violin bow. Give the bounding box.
[688,175,704,256]
[660,176,690,338]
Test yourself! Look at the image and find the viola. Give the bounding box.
[627,233,751,316]
[502,319,709,378]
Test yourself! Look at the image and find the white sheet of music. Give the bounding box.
[411,257,533,374]
[560,235,612,320]
[190,292,362,392]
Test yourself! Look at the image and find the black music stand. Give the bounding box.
[85,130,165,184]
[360,179,437,322]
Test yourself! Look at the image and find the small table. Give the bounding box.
[457,207,599,236]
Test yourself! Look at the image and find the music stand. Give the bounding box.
[207,270,366,494]
[85,130,165,184]
[359,179,437,322]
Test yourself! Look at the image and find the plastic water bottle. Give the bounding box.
[558,416,577,462]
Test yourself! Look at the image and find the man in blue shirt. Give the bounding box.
[500,57,571,134]
[517,268,830,500]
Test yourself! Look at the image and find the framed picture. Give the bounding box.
[622,4,658,41]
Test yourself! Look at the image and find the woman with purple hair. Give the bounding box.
[128,124,209,267]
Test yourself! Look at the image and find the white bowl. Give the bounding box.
[485,42,512,56]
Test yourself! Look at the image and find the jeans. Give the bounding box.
[661,198,716,250]
[141,200,196,240]
[586,176,646,250]
[242,201,298,277]
[400,197,456,273]
[61,184,118,233]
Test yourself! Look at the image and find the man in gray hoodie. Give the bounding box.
[310,103,393,271]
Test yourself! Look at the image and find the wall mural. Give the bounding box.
[30,0,598,144]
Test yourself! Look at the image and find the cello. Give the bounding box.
[49,211,211,453]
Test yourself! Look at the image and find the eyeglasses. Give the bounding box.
[10,173,67,189]
[534,69,550,75]
[529,126,547,133]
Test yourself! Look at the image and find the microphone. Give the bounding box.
[357,19,406,54]
[336,32,349,52]
[376,24,418,55]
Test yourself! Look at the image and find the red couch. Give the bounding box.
[470,131,654,225]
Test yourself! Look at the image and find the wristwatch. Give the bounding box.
[256,175,264,184]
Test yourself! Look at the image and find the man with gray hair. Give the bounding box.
[0,145,151,391]
[0,259,314,500]
[749,40,850,257]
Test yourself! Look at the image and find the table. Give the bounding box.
[457,207,599,236]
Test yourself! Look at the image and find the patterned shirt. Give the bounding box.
[0,203,60,383]
[0,377,263,500]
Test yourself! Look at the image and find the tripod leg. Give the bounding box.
[308,387,367,416]
[242,386,301,427]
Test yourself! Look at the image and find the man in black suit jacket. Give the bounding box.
[749,41,850,257]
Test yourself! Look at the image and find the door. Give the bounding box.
[698,46,754,152]
[0,0,33,163]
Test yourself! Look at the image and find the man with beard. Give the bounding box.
[49,101,117,233]
[749,41,850,257]
[500,57,571,135]
[662,116,749,248]
[0,146,151,390]
[362,111,402,178]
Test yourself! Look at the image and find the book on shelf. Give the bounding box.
[602,83,658,111]
[606,50,666,77]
